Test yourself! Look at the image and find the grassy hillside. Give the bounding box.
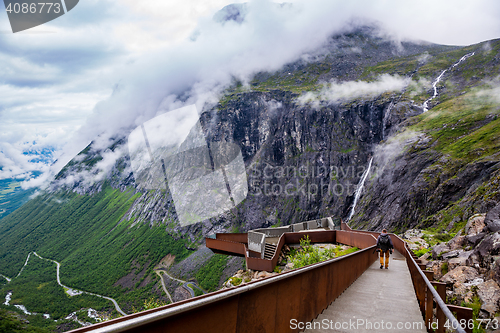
[0,184,194,318]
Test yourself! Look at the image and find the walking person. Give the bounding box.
[376,229,394,269]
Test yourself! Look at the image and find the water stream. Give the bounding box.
[422,52,475,112]
[347,157,373,221]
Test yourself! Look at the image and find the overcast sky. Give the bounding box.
[0,0,499,187]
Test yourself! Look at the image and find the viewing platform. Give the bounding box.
[69,223,474,333]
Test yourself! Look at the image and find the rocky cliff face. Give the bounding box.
[350,38,500,234]
[51,31,500,245]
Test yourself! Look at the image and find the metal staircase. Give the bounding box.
[263,243,277,260]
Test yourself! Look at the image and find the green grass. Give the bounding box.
[0,307,57,333]
[221,62,331,96]
[361,56,419,79]
[288,236,359,269]
[410,90,500,162]
[195,254,229,292]
[413,248,431,257]
[461,296,485,333]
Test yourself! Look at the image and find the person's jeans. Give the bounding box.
[379,250,390,268]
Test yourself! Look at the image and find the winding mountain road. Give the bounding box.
[0,274,11,282]
[154,268,204,299]
[32,252,126,316]
[154,271,173,303]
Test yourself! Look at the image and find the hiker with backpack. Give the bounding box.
[376,229,394,269]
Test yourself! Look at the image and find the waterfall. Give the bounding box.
[347,157,373,221]
[382,101,394,140]
[423,52,475,112]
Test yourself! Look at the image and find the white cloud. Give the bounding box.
[474,78,500,105]
[298,74,410,106]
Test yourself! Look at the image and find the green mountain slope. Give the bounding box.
[0,185,192,315]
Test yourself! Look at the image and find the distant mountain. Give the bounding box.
[0,147,54,219]
[1,24,499,331]
[0,178,37,219]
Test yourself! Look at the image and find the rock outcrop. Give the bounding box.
[418,203,500,319]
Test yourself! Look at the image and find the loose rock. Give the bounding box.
[477,279,500,316]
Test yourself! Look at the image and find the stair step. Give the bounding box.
[263,243,277,259]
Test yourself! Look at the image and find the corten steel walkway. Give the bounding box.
[305,250,426,333]
[68,225,473,333]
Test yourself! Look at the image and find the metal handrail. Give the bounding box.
[404,243,466,333]
[69,239,378,333]
[340,223,469,333]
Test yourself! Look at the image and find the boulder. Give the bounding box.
[463,277,484,288]
[474,232,500,258]
[453,283,475,304]
[484,204,500,233]
[442,250,462,260]
[430,261,444,281]
[441,266,479,285]
[465,232,486,247]
[447,230,465,250]
[420,252,431,261]
[477,279,500,316]
[407,237,430,250]
[173,286,192,302]
[494,258,500,286]
[432,243,451,260]
[448,250,473,270]
[465,213,486,235]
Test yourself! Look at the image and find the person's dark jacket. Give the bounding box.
[376,233,394,252]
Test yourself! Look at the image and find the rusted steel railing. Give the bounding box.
[205,238,247,257]
[214,233,248,243]
[69,231,377,333]
[341,222,473,333]
[208,229,376,272]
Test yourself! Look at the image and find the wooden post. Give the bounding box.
[447,305,473,333]
[424,271,434,332]
[432,282,446,333]
[418,275,425,316]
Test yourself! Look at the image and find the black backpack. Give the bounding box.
[378,234,390,247]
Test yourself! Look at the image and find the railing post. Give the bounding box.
[424,271,434,331]
[432,282,446,333]
[447,305,473,333]
[417,275,425,316]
